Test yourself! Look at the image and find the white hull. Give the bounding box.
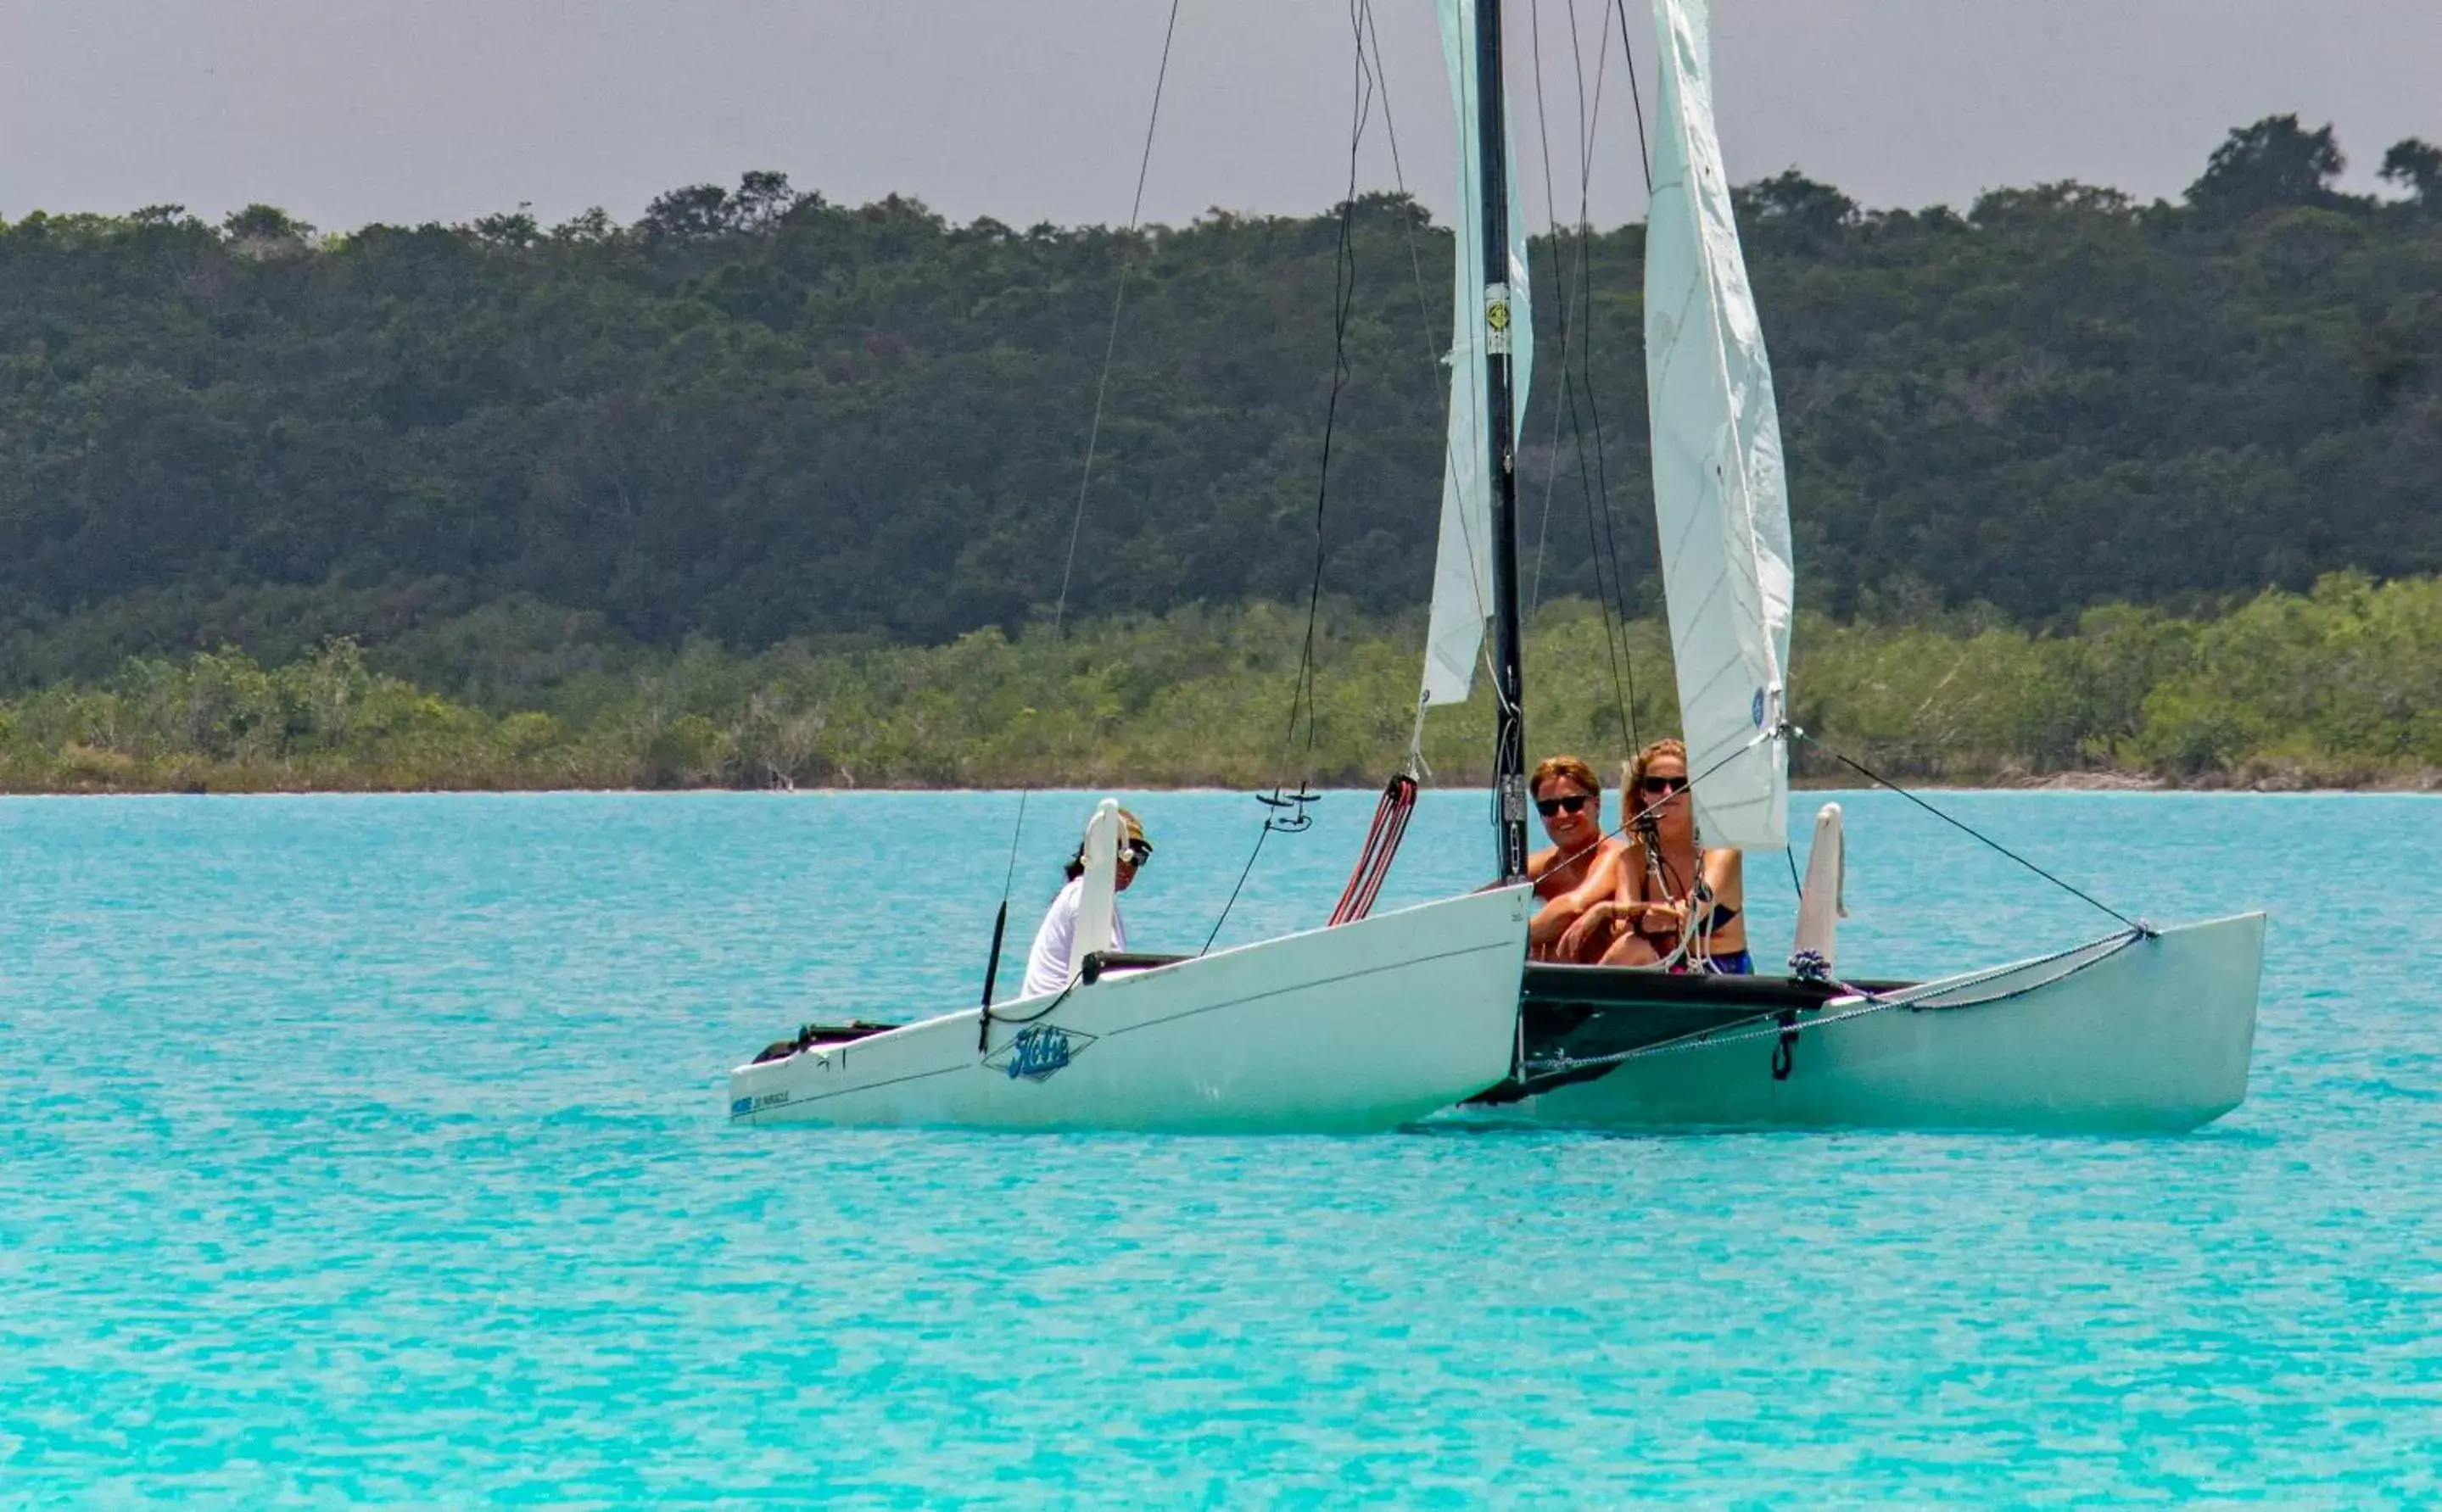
[729,886,1531,1133]
[1484,913,2264,1133]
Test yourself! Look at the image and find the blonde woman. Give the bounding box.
[1559,739,1752,974]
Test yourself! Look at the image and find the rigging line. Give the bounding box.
[998,0,1182,981]
[1576,0,1612,186]
[1524,0,1564,614]
[1359,0,1484,725]
[976,976,1081,1052]
[1359,0,1489,751]
[1565,0,1601,216]
[1049,0,1186,637]
[1528,0,1635,759]
[1215,0,1373,968]
[1566,373,1637,757]
[1276,0,1374,789]
[984,783,1033,1001]
[1355,0,1471,621]
[1359,0,1439,366]
[1215,0,1377,951]
[1200,823,1271,957]
[1567,0,1643,754]
[1611,0,1655,196]
[1793,730,2149,935]
[998,795,1030,901]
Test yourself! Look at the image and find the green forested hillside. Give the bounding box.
[2,116,2437,699]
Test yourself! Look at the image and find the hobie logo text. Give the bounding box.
[987,1023,1091,1083]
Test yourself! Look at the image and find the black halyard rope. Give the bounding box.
[977,977,1079,1053]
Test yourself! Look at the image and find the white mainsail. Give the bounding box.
[1420,0,1535,708]
[1644,0,1793,849]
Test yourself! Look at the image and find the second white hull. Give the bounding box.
[1478,913,2264,1133]
[729,886,1531,1133]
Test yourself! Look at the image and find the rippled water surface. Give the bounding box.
[4,789,2439,1504]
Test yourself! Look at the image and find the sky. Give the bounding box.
[2,1,2435,236]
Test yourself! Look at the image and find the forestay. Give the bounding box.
[1419,0,1535,708]
[1643,0,1794,849]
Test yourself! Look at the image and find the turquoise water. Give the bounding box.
[3,789,2437,1504]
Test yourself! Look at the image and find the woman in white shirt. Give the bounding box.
[1021,808,1152,997]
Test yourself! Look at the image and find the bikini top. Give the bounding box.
[1640,841,1739,934]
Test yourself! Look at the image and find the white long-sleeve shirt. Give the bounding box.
[1020,878,1126,999]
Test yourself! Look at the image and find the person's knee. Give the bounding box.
[1601,934,1660,967]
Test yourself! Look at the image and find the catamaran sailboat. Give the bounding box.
[730,0,2261,1134]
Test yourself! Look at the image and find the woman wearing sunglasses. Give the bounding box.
[1525,756,1630,962]
[1020,807,1154,997]
[1559,738,1752,974]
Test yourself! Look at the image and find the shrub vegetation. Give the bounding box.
[4,576,2435,793]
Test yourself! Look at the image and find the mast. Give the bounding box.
[1473,0,1529,884]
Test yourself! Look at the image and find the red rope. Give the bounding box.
[1329,773,1419,926]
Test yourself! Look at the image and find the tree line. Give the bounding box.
[1,115,2435,700]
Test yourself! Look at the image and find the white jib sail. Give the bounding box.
[1420,0,1534,708]
[1643,0,1794,849]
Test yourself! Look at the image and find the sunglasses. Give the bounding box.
[1120,840,1154,867]
[1640,776,1690,796]
[1534,793,1592,818]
